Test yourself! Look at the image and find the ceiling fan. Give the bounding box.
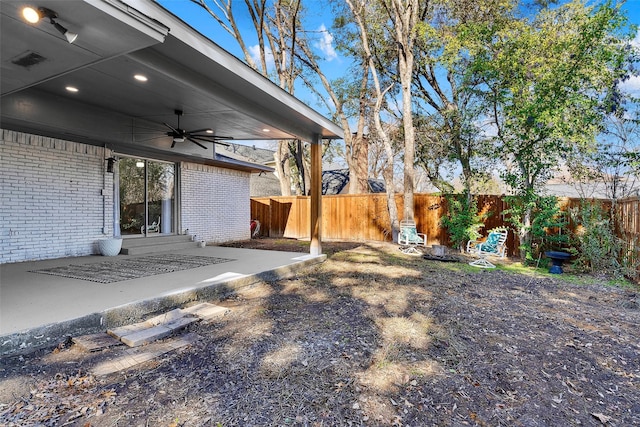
[164,110,232,149]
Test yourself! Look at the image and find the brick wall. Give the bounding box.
[1,129,114,263]
[1,130,252,263]
[181,162,251,243]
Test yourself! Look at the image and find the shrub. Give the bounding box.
[570,200,638,279]
[504,194,568,264]
[441,192,489,251]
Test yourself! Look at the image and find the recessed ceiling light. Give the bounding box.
[65,86,79,93]
[22,7,40,23]
[205,129,214,134]
[134,74,148,82]
[262,128,270,132]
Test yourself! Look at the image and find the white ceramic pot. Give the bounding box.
[98,238,123,256]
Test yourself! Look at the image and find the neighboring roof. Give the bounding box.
[543,180,640,199]
[215,150,274,173]
[222,143,277,166]
[322,169,386,195]
[0,0,343,172]
[251,172,282,197]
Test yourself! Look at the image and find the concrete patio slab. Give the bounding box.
[0,245,325,356]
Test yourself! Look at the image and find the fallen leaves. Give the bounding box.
[0,372,116,426]
[592,412,612,424]
[1,242,639,426]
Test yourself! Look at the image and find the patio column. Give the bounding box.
[310,133,322,256]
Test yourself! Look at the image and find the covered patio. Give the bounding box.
[0,245,325,355]
[1,0,343,263]
[1,0,344,355]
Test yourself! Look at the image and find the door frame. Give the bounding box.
[114,155,178,238]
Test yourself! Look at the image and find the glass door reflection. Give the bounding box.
[119,158,175,236]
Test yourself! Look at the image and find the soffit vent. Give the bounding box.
[11,51,47,69]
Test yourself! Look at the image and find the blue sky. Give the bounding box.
[158,0,640,100]
[619,0,640,96]
[157,0,640,174]
[157,0,342,117]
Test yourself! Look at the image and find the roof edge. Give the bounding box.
[85,0,170,42]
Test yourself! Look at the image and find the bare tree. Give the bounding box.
[568,111,640,202]
[377,0,423,220]
[191,0,305,195]
[344,0,402,238]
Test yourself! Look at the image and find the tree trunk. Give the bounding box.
[391,0,418,221]
[275,141,292,196]
[350,133,370,193]
[382,162,399,242]
[519,207,532,260]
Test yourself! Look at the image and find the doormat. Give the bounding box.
[31,254,235,284]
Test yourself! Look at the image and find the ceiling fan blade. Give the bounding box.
[190,134,234,140]
[163,122,180,134]
[190,136,230,146]
[188,137,208,149]
[171,139,177,148]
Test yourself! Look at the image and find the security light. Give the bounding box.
[22,7,78,44]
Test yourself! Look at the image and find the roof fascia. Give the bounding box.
[84,0,169,42]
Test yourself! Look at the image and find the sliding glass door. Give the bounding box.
[118,157,176,236]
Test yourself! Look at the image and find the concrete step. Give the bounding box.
[120,235,199,255]
[122,234,193,247]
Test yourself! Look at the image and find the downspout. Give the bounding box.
[103,145,107,235]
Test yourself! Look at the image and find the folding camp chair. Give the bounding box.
[141,216,160,234]
[466,226,508,268]
[398,220,427,255]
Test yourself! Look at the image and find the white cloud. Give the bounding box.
[632,28,640,49]
[620,75,640,97]
[249,44,275,71]
[316,24,337,61]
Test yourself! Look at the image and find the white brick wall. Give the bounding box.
[1,130,252,263]
[1,130,114,263]
[181,162,251,243]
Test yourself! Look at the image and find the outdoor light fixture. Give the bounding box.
[106,157,117,173]
[22,7,78,44]
[22,7,40,23]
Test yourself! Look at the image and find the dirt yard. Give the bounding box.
[1,240,639,426]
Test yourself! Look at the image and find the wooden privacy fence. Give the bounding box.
[251,194,640,257]
[617,197,640,264]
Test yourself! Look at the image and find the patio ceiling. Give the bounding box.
[0,0,343,168]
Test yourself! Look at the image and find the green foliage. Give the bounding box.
[503,193,568,263]
[474,0,631,195]
[441,192,489,250]
[570,200,638,279]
